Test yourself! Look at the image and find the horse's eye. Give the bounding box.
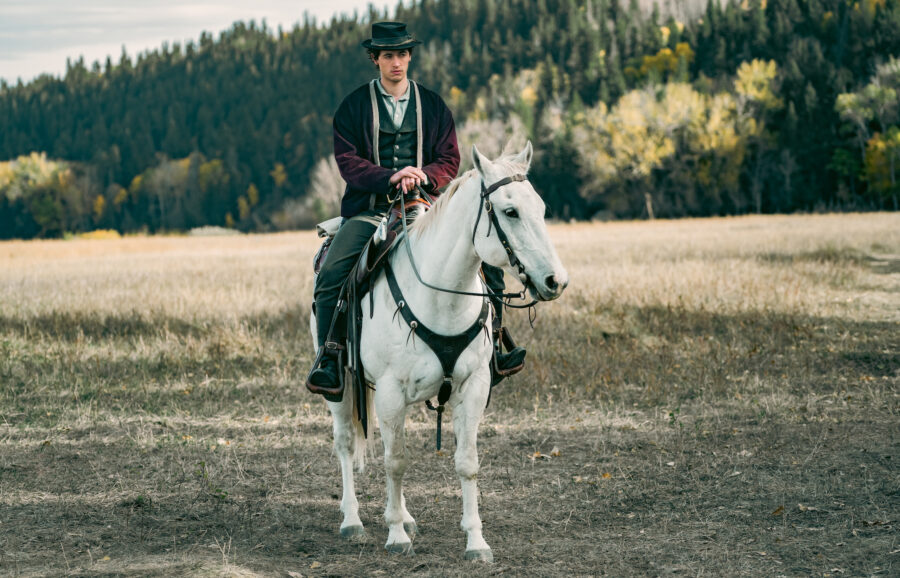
[504,208,519,219]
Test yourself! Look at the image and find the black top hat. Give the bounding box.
[361,21,422,50]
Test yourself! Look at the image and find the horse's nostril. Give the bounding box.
[545,275,558,290]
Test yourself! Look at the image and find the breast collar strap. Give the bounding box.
[384,261,490,379]
[383,260,490,450]
[472,173,529,278]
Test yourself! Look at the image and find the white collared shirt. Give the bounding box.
[375,78,411,131]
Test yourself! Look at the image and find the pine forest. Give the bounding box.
[1,0,899,239]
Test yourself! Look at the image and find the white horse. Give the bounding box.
[310,141,568,561]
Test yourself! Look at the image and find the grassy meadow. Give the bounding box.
[0,213,898,576]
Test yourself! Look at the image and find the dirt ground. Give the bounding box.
[1,401,897,576]
[0,214,898,576]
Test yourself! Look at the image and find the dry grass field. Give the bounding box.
[0,213,897,577]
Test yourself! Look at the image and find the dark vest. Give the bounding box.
[376,89,418,171]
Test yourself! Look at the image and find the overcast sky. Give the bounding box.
[0,0,400,85]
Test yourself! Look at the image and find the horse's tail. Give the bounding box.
[347,379,377,473]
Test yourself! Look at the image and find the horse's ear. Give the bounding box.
[471,144,490,176]
[511,140,533,171]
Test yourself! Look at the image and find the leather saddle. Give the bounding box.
[360,195,430,286]
[312,216,342,277]
[313,195,430,287]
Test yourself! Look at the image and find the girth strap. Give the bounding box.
[383,260,490,449]
[425,378,453,451]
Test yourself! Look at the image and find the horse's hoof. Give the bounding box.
[403,522,417,536]
[464,549,494,563]
[385,542,415,556]
[340,525,365,539]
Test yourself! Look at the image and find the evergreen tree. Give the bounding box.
[0,0,898,237]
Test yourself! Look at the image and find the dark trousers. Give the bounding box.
[313,210,509,348]
[481,259,506,327]
[313,210,382,347]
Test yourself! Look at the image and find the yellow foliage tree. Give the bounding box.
[573,80,747,215]
[865,128,900,209]
[836,56,900,201]
[93,194,105,222]
[734,59,781,212]
[198,159,226,192]
[112,184,128,206]
[636,43,695,83]
[270,163,287,189]
[247,183,259,207]
[238,196,250,220]
[735,59,782,121]
[448,86,466,112]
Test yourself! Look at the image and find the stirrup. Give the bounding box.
[306,342,345,402]
[490,327,526,387]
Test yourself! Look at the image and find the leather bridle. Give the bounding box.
[472,173,531,291]
[396,175,537,306]
[389,174,536,450]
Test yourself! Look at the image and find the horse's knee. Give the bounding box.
[455,453,479,480]
[333,424,353,454]
[384,451,407,478]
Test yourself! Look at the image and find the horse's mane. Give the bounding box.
[410,156,527,238]
[408,169,475,237]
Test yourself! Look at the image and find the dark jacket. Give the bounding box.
[332,81,460,218]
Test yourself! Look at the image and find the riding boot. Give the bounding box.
[306,303,346,402]
[491,320,527,387]
[306,349,344,402]
[481,262,527,387]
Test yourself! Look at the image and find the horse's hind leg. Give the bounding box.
[376,385,414,554]
[453,372,493,562]
[328,397,365,538]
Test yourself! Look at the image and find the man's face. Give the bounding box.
[373,49,410,83]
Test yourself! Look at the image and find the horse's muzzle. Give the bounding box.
[529,269,569,301]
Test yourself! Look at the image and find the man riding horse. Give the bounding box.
[306,21,526,400]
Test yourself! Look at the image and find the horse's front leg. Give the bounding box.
[453,368,493,562]
[328,397,365,538]
[375,382,415,554]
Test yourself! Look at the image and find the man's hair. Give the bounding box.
[368,47,414,64]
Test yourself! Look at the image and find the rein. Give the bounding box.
[384,174,539,449]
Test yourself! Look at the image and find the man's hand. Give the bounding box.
[389,166,428,193]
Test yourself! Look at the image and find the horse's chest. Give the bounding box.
[361,322,487,395]
[360,282,490,399]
